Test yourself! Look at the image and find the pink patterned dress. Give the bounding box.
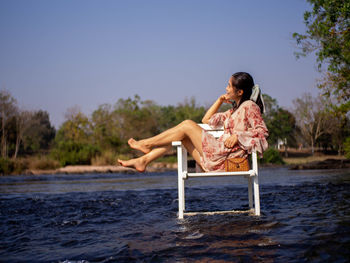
[201,100,268,172]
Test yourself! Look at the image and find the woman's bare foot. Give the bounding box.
[128,138,151,154]
[118,157,147,172]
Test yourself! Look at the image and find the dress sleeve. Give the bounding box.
[208,110,231,129]
[235,103,269,156]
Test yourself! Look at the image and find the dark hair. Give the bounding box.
[231,72,264,113]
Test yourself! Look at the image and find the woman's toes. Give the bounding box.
[127,138,150,154]
[117,158,146,173]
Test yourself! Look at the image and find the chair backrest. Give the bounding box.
[198,124,223,138]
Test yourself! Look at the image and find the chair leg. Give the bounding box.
[177,144,187,219]
[178,174,184,219]
[253,175,260,216]
[248,177,253,209]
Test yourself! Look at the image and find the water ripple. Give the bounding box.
[0,169,349,262]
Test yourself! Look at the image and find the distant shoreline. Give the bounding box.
[19,157,350,176]
[24,162,178,176]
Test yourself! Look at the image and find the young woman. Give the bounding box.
[118,72,268,172]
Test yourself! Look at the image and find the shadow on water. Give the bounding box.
[0,167,349,262]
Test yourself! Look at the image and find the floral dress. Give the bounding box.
[201,100,268,172]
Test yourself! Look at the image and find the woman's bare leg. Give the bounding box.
[129,120,203,155]
[182,137,205,171]
[118,146,171,172]
[182,137,201,164]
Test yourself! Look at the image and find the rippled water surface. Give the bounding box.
[1,167,350,262]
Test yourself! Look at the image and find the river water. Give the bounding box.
[0,167,349,262]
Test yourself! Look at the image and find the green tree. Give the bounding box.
[262,94,297,148]
[21,110,56,154]
[157,97,207,132]
[91,103,122,151]
[157,105,177,132]
[293,0,350,111]
[267,108,297,149]
[114,96,158,138]
[57,106,91,143]
[262,94,279,143]
[174,97,206,125]
[112,95,162,153]
[52,107,98,165]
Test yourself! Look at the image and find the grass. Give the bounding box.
[91,150,119,166]
[283,155,345,165]
[26,156,60,170]
[0,155,61,175]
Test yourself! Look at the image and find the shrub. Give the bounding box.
[13,158,29,174]
[0,158,15,175]
[51,141,100,166]
[91,150,118,165]
[28,156,60,170]
[260,148,285,165]
[344,137,350,159]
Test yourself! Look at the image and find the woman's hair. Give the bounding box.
[231,72,264,113]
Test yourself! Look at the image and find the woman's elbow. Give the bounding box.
[202,117,208,124]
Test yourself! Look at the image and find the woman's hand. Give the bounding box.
[219,94,231,104]
[224,134,238,148]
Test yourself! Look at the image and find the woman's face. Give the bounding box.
[226,77,243,101]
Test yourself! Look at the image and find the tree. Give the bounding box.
[58,106,91,143]
[157,105,177,132]
[91,104,122,151]
[13,110,33,158]
[21,110,56,154]
[262,94,279,119]
[293,0,350,111]
[174,97,206,125]
[158,97,206,132]
[262,94,297,149]
[293,93,328,154]
[267,108,297,150]
[0,90,17,158]
[113,95,160,144]
[262,94,279,136]
[317,104,350,154]
[52,107,98,165]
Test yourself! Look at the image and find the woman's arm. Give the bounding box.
[202,95,229,124]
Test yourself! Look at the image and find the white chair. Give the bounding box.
[172,124,260,219]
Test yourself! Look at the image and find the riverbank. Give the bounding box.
[21,155,349,175]
[283,155,350,170]
[25,162,178,175]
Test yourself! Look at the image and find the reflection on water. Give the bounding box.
[0,167,349,262]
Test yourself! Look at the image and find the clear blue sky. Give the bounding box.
[0,0,320,128]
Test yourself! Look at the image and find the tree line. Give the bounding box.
[1,89,349,172]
